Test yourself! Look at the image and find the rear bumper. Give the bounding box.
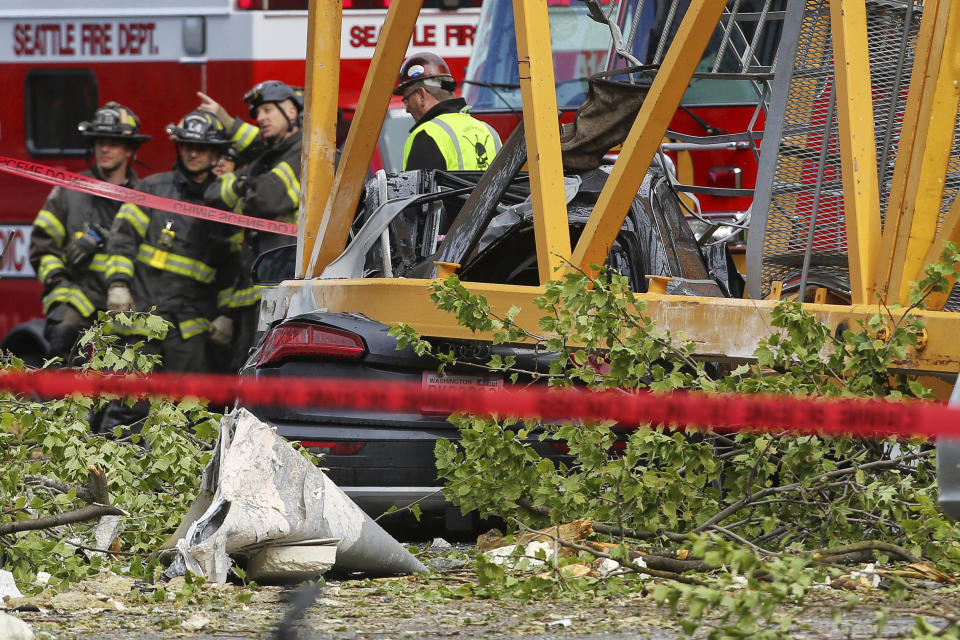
[342,486,448,513]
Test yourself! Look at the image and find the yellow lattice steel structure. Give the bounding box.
[270,0,960,378]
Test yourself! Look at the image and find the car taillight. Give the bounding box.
[297,441,366,455]
[256,323,366,366]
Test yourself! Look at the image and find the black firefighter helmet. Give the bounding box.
[165,110,232,147]
[77,102,151,145]
[242,80,303,119]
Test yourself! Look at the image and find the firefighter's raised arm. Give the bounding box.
[197,91,235,130]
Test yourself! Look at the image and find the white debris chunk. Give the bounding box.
[181,614,211,631]
[0,612,34,640]
[0,571,23,601]
[484,541,555,569]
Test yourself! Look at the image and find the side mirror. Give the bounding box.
[251,243,297,286]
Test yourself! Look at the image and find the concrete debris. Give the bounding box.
[596,558,625,576]
[249,587,286,604]
[181,614,211,631]
[32,572,50,588]
[476,528,506,551]
[93,515,124,555]
[77,570,136,598]
[0,570,23,601]
[49,591,124,613]
[426,556,467,572]
[484,541,555,569]
[430,538,452,549]
[246,539,338,584]
[167,408,426,583]
[0,612,34,640]
[547,617,573,628]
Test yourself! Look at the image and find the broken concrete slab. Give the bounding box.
[168,409,426,583]
[245,538,337,584]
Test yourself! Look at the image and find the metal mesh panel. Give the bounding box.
[756,1,933,298]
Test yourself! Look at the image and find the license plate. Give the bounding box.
[421,371,502,414]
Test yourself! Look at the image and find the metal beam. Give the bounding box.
[830,0,882,305]
[877,0,960,305]
[917,194,960,311]
[571,0,725,273]
[303,0,424,278]
[873,0,944,301]
[513,0,571,283]
[260,279,960,376]
[890,0,960,305]
[297,0,341,278]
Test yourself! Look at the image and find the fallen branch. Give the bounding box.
[814,540,921,564]
[517,497,688,543]
[1,466,128,536]
[558,538,706,585]
[23,474,94,503]
[691,449,934,535]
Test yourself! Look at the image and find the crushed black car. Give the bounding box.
[240,139,743,532]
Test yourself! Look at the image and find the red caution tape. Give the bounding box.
[1,369,958,441]
[0,156,297,237]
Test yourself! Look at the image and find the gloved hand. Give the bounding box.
[64,224,108,268]
[209,315,234,347]
[106,283,134,312]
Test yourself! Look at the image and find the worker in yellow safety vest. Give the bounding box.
[396,53,501,172]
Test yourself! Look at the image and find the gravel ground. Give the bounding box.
[2,543,955,640]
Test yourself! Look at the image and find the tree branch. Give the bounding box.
[1,467,128,536]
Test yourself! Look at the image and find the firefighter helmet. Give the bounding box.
[165,111,232,147]
[77,102,151,144]
[393,53,456,96]
[242,80,303,119]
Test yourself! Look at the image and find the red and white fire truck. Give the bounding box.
[0,0,481,341]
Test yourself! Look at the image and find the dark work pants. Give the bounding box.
[44,303,92,364]
[141,324,209,373]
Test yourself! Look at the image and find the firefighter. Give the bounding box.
[395,53,501,171]
[197,81,303,370]
[29,102,150,362]
[104,110,240,373]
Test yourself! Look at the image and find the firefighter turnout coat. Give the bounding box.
[30,166,140,318]
[105,168,241,343]
[207,126,302,311]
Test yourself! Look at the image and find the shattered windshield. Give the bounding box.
[463,0,783,109]
[463,0,612,110]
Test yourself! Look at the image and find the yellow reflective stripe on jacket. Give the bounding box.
[106,255,135,281]
[33,209,66,246]
[232,121,259,153]
[270,161,300,212]
[88,253,108,272]
[42,284,95,317]
[136,244,217,283]
[217,286,235,308]
[228,231,243,254]
[402,110,501,171]
[179,317,211,340]
[38,254,67,283]
[220,172,240,209]
[117,203,150,237]
[229,285,265,309]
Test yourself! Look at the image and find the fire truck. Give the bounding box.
[0,0,481,341]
